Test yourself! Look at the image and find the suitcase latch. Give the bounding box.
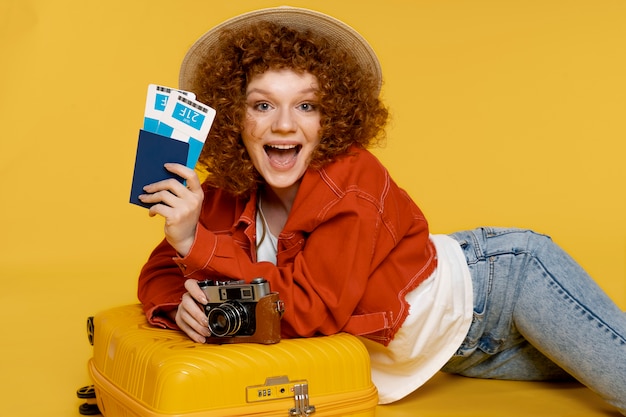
[289,383,316,416]
[246,377,316,416]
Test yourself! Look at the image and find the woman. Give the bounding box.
[137,7,626,413]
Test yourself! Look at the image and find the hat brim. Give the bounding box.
[179,6,382,94]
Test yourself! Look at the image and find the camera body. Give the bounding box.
[198,278,283,344]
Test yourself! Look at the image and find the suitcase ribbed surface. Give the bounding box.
[88,304,377,416]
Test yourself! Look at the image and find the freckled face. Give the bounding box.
[242,69,322,195]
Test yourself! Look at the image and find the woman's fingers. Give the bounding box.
[185,278,208,304]
[139,163,201,202]
[164,163,203,193]
[176,292,210,343]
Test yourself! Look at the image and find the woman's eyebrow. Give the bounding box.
[246,87,319,97]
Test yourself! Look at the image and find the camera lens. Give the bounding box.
[207,301,249,337]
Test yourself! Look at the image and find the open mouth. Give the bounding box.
[264,144,302,167]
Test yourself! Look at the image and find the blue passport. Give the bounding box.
[129,129,189,208]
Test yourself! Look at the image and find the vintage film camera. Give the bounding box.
[198,278,284,344]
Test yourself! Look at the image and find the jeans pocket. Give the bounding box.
[452,238,491,357]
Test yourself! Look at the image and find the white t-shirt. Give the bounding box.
[358,234,473,404]
[256,209,279,263]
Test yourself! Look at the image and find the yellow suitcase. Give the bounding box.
[87,304,378,417]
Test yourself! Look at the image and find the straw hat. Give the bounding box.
[179,6,382,94]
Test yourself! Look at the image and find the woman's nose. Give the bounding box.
[272,108,296,132]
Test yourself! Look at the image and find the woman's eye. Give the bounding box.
[299,103,317,112]
[254,102,271,111]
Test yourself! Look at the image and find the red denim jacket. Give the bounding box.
[138,147,437,345]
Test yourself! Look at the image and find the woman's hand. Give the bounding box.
[172,279,212,343]
[139,163,203,257]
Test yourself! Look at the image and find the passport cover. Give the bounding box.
[129,129,189,208]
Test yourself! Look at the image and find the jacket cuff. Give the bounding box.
[173,225,218,276]
[146,303,180,330]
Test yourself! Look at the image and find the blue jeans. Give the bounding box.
[442,227,626,415]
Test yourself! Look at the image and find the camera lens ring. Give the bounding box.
[207,301,248,337]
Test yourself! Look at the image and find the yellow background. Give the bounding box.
[1,0,625,415]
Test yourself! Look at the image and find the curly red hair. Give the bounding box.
[194,21,389,196]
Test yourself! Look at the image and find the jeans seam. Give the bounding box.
[535,257,626,347]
